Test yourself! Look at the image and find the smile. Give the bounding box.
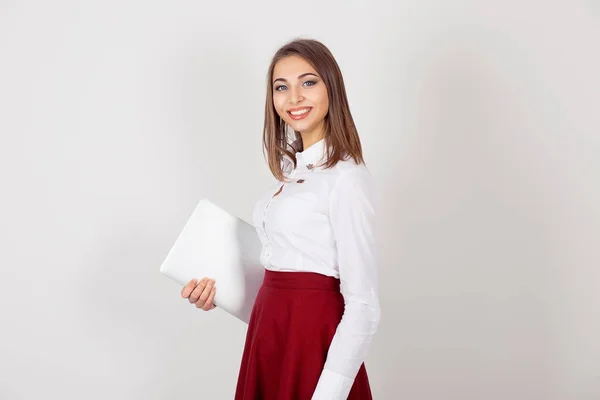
[287,107,312,120]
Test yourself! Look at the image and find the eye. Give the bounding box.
[303,80,317,87]
[274,85,287,91]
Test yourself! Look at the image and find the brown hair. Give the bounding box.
[262,38,365,182]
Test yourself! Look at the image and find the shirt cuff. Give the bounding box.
[312,368,354,400]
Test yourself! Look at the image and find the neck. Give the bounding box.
[299,122,326,150]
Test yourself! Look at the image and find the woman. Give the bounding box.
[181,38,381,400]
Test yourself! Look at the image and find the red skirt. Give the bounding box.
[234,269,373,400]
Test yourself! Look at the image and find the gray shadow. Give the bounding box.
[372,29,562,400]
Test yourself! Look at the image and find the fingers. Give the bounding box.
[201,285,217,311]
[181,279,198,299]
[194,279,215,309]
[181,278,217,312]
[189,278,208,303]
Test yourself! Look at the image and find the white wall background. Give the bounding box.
[1,1,599,399]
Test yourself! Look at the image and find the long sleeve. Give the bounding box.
[311,167,381,400]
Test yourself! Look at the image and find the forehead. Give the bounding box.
[273,55,318,78]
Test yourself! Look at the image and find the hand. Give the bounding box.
[181,277,217,311]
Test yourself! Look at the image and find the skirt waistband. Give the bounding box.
[262,269,340,292]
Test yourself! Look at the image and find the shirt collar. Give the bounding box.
[295,137,327,169]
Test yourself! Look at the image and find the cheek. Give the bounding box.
[318,96,329,118]
[317,89,329,112]
[272,96,288,118]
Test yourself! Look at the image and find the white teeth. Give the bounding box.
[289,108,311,116]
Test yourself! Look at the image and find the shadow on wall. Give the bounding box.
[372,27,566,400]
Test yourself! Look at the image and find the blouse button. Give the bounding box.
[297,179,305,183]
[306,163,314,170]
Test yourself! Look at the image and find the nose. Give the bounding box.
[288,86,303,105]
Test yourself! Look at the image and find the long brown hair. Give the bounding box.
[262,38,365,182]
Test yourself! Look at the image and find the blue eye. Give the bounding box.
[274,80,317,92]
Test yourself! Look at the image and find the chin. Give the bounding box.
[287,120,316,134]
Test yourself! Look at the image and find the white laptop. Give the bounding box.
[160,198,265,324]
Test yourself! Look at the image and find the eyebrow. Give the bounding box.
[273,72,319,84]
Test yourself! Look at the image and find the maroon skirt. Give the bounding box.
[234,269,373,400]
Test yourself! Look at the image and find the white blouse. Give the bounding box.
[252,137,381,400]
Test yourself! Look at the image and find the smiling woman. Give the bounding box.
[261,39,366,184]
[181,38,380,400]
[239,39,379,400]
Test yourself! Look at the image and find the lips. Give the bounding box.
[287,107,313,120]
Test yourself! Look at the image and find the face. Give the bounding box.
[272,55,329,137]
